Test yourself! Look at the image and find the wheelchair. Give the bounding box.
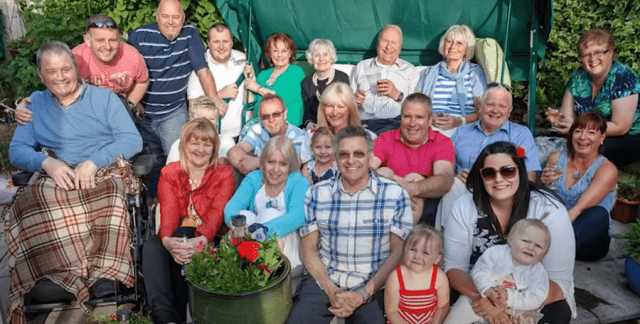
[1,153,157,321]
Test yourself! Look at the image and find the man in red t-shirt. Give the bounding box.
[73,14,149,113]
[371,93,455,224]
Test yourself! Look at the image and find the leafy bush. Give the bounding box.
[516,0,640,126]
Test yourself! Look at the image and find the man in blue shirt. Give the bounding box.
[128,0,226,195]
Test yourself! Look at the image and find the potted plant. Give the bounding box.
[185,230,292,324]
[611,171,640,224]
[617,218,640,296]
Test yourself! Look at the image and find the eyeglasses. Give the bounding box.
[580,49,609,60]
[87,20,118,32]
[259,110,284,121]
[480,165,518,181]
[337,150,369,160]
[486,82,512,93]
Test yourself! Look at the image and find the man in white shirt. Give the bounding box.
[350,25,420,135]
[187,24,247,157]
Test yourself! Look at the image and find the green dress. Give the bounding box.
[255,65,306,127]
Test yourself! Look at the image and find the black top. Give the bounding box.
[301,69,350,127]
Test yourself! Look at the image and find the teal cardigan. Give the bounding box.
[224,170,310,238]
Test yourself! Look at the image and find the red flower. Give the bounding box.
[206,246,216,255]
[237,241,260,262]
[232,237,239,246]
[515,146,526,158]
[196,241,205,253]
[259,264,273,275]
[109,313,117,320]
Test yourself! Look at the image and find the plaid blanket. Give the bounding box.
[5,166,135,324]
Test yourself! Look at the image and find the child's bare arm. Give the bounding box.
[485,287,508,307]
[432,268,450,324]
[384,269,408,324]
[300,163,313,185]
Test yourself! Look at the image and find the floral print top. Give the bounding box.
[470,209,507,267]
[566,60,640,135]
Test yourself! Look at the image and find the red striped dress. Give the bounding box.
[387,265,438,324]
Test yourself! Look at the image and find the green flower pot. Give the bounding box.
[188,257,292,323]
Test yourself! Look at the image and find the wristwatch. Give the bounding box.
[396,91,404,102]
[357,287,372,304]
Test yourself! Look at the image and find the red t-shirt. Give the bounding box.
[73,42,148,96]
[374,128,455,177]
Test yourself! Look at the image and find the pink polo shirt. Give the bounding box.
[374,128,455,177]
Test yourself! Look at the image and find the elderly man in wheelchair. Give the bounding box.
[5,41,143,323]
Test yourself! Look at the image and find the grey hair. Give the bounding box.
[333,126,374,153]
[36,41,78,73]
[259,136,300,183]
[438,25,476,61]
[480,84,512,106]
[305,38,338,65]
[402,93,433,116]
[381,24,403,43]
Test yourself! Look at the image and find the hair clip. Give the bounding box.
[515,146,526,158]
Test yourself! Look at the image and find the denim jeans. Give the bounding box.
[138,105,189,196]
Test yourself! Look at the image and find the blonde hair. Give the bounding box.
[317,82,361,130]
[403,224,443,257]
[508,219,552,257]
[311,126,334,145]
[438,25,476,61]
[189,96,219,121]
[179,118,220,174]
[259,136,300,183]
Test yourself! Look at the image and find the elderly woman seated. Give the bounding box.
[301,38,350,128]
[6,41,143,323]
[224,136,310,279]
[416,25,487,137]
[541,111,617,261]
[550,29,640,167]
[143,118,235,324]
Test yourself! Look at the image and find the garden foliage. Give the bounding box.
[518,0,640,122]
[2,0,224,100]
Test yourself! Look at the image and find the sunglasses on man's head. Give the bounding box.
[87,20,118,31]
[480,165,518,181]
[486,82,512,93]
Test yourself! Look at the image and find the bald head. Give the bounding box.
[156,0,185,41]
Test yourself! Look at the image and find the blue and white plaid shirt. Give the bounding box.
[301,172,413,289]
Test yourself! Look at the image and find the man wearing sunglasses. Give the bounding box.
[436,83,541,228]
[227,94,305,175]
[288,126,412,324]
[13,14,149,126]
[371,93,455,225]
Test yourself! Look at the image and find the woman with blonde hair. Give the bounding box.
[143,117,235,324]
[301,82,374,163]
[416,25,487,137]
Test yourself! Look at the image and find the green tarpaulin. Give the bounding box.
[217,0,553,129]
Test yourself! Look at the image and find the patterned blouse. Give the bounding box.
[567,60,640,135]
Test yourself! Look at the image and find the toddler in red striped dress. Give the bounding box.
[385,225,450,324]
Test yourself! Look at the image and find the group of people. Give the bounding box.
[6,0,640,322]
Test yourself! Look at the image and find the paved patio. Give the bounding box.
[0,203,638,324]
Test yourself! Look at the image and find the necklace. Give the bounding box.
[571,159,580,179]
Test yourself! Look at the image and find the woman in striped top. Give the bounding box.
[416,25,487,137]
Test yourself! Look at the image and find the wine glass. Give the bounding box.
[547,164,562,190]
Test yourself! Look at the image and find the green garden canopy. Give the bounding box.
[217,0,553,130]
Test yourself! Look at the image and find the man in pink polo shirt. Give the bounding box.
[371,93,455,224]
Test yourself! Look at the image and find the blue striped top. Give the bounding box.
[128,23,207,117]
[431,74,477,116]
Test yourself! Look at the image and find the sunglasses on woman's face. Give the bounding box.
[480,165,518,181]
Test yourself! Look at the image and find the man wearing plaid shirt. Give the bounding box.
[286,126,413,323]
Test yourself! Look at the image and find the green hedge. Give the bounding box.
[519,0,640,125]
